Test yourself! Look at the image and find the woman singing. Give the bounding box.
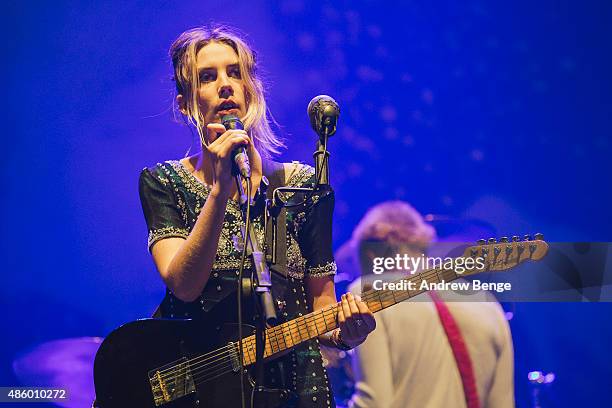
[138,25,375,407]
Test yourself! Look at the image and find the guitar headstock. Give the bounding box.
[461,233,549,274]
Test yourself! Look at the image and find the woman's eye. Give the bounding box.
[200,72,214,82]
[229,68,241,79]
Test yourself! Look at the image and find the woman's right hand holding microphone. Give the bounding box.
[204,123,251,199]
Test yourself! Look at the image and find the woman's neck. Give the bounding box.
[183,151,214,186]
[181,148,263,201]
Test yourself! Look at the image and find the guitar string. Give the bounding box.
[156,282,387,381]
[156,294,347,382]
[154,282,357,379]
[184,267,458,386]
[190,361,241,385]
[164,248,524,387]
[157,242,503,378]
[154,266,432,381]
[156,266,459,383]
[154,262,465,380]
[169,258,517,390]
[155,266,455,384]
[193,362,239,384]
[163,273,461,389]
[155,301,341,381]
[157,266,460,385]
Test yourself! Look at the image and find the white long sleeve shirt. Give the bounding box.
[348,277,514,408]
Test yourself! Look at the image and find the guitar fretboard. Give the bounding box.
[238,266,460,365]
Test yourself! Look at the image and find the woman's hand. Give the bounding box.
[205,123,253,197]
[337,292,376,348]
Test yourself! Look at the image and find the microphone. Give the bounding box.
[307,95,340,139]
[221,114,251,179]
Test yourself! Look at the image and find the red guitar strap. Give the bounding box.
[429,291,480,408]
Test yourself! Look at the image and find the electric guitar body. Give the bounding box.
[93,317,294,407]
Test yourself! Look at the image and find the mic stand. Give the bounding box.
[235,122,333,406]
[235,174,281,406]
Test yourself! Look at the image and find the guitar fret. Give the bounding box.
[436,270,444,282]
[242,338,249,365]
[323,307,337,333]
[374,291,383,312]
[304,315,315,338]
[265,338,272,357]
[272,327,282,353]
[294,316,305,340]
[365,295,378,313]
[278,325,289,350]
[391,285,399,305]
[268,333,276,354]
[247,338,255,365]
[295,316,307,342]
[241,336,255,366]
[278,327,286,350]
[282,323,294,348]
[266,334,275,356]
[304,316,313,339]
[321,310,329,332]
[312,313,321,336]
[271,327,282,352]
[380,289,395,309]
[287,322,299,346]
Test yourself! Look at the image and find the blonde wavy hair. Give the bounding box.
[169,25,284,159]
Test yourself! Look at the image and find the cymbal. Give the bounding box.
[13,337,103,408]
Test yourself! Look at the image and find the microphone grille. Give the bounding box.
[221,114,244,130]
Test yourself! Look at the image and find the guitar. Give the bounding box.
[93,236,548,407]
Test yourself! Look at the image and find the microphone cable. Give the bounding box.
[236,176,251,408]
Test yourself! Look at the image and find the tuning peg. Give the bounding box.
[488,238,497,244]
[512,236,520,242]
[477,239,486,245]
[500,237,509,243]
[534,233,544,241]
[524,234,531,241]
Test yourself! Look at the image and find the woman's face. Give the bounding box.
[194,41,247,129]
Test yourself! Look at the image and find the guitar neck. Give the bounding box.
[238,267,460,365]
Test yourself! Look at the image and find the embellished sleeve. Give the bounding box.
[292,165,337,278]
[138,166,189,252]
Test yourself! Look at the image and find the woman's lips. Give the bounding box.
[217,108,240,116]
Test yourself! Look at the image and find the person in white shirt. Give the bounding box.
[345,201,514,408]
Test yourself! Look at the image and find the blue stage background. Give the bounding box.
[2,1,611,406]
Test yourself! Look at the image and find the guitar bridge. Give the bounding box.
[148,357,196,406]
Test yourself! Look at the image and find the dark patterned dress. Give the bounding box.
[138,160,337,408]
